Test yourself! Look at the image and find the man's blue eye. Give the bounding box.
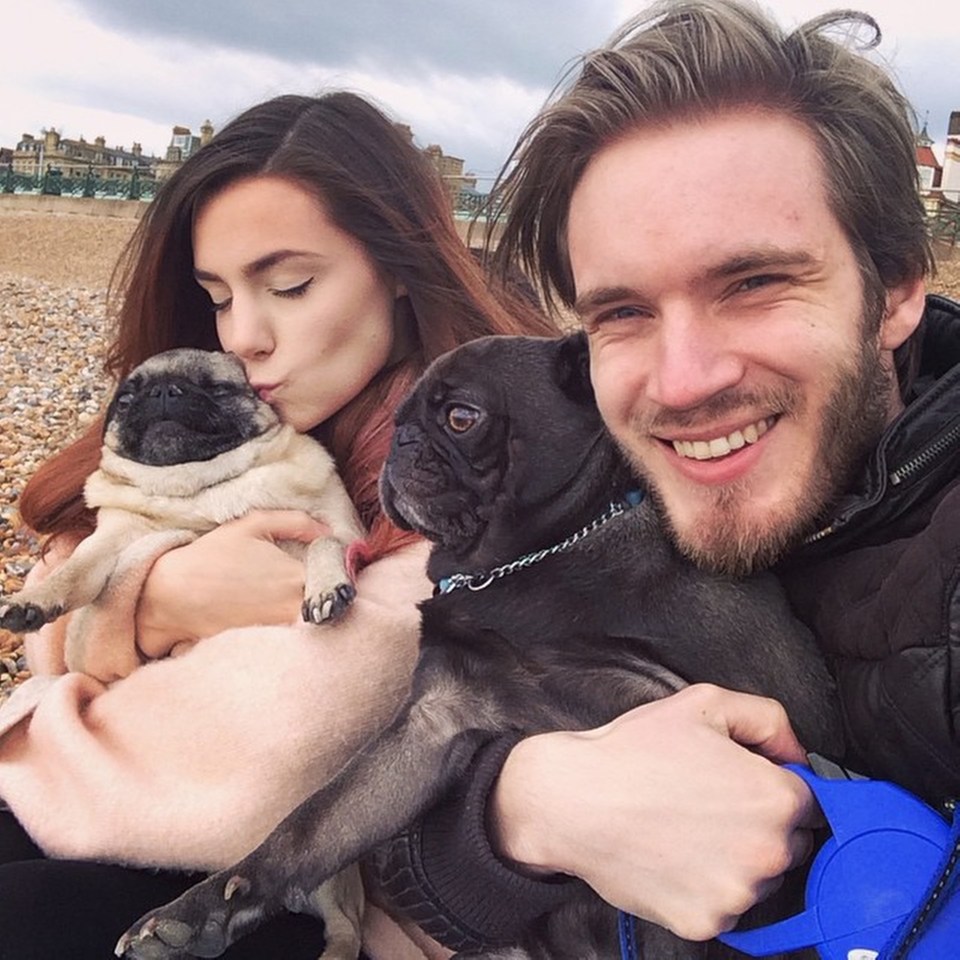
[739,275,778,291]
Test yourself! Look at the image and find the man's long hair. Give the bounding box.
[489,0,933,389]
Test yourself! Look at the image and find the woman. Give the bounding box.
[0,91,557,959]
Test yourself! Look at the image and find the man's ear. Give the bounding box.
[880,275,926,351]
[554,331,594,404]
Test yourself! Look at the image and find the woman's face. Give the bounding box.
[192,175,402,432]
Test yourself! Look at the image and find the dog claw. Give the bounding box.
[224,875,250,900]
[115,919,171,960]
[301,583,356,625]
[118,939,172,960]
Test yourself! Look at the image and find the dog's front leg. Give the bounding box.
[312,864,364,960]
[0,512,153,634]
[117,665,508,959]
[300,536,357,624]
[300,473,365,625]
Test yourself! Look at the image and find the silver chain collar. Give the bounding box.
[435,489,643,595]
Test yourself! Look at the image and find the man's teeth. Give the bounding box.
[672,418,771,460]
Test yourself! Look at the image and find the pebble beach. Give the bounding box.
[0,209,137,698]
[1,206,959,701]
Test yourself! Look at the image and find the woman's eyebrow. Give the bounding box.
[194,250,317,282]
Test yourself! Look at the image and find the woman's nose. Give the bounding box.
[217,295,275,360]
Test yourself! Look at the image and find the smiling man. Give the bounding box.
[372,0,960,955]
[569,107,920,577]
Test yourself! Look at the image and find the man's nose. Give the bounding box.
[645,308,746,411]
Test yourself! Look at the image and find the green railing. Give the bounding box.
[453,188,501,220]
[5,168,474,210]
[1,166,157,201]
[930,207,960,247]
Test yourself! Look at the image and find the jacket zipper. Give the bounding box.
[889,420,960,486]
[805,420,960,544]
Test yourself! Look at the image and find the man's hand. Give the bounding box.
[489,684,818,941]
[136,510,331,657]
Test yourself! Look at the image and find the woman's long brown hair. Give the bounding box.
[19,92,559,559]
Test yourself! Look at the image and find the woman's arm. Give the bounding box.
[21,511,332,671]
[0,541,430,872]
[135,510,333,656]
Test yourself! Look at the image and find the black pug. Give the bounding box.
[117,333,841,960]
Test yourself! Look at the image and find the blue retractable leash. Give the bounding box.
[618,761,960,959]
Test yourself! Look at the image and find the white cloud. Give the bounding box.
[1,0,557,175]
[1,0,954,176]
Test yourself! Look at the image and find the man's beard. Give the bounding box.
[624,333,893,576]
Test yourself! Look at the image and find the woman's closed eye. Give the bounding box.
[271,278,315,299]
[196,282,232,313]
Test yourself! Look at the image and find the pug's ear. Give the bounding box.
[554,331,594,404]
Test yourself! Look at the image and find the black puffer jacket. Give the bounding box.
[370,296,960,951]
[781,293,960,806]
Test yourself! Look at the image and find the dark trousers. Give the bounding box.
[0,808,334,959]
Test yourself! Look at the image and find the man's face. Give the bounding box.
[568,108,919,574]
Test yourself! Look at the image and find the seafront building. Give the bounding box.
[8,120,217,188]
[917,111,960,248]
[6,107,955,232]
[2,118,481,213]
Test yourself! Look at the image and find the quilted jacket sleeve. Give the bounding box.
[369,734,582,952]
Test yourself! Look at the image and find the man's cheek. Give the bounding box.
[591,363,630,424]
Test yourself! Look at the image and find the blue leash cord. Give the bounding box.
[618,910,639,960]
[882,805,960,959]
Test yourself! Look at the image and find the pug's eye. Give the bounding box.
[116,392,135,407]
[446,404,481,434]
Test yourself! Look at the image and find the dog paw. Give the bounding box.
[116,872,264,959]
[301,583,356,625]
[115,916,200,959]
[0,599,60,634]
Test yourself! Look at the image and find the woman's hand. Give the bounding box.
[489,684,818,941]
[135,510,331,657]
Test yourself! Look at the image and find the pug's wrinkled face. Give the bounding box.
[104,349,280,466]
[380,358,502,549]
[380,333,608,563]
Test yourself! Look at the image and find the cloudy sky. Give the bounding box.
[2,0,957,186]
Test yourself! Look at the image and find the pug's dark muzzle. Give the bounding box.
[380,434,482,547]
